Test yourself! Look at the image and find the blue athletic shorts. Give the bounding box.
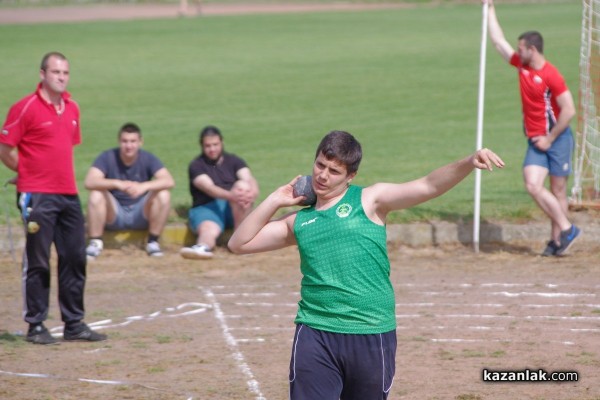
[523,127,574,177]
[105,193,149,231]
[188,199,234,233]
[289,324,396,400]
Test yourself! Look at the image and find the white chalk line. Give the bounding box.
[209,284,600,353]
[396,313,600,321]
[429,339,575,345]
[397,324,600,333]
[208,282,600,290]
[0,370,194,399]
[47,302,211,337]
[237,301,600,309]
[3,301,212,399]
[203,288,266,400]
[416,291,596,298]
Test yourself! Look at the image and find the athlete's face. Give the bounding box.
[312,152,356,200]
[40,56,70,95]
[119,132,143,163]
[517,39,534,66]
[201,135,223,161]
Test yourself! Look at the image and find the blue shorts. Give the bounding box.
[289,324,396,400]
[523,127,574,177]
[188,199,233,233]
[105,193,149,231]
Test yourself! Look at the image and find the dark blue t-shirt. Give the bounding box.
[92,148,164,206]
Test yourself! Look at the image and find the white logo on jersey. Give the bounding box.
[336,203,352,218]
[1,129,8,135]
[301,217,318,227]
[533,75,542,84]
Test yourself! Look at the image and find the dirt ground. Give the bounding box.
[1,3,600,400]
[1,240,600,400]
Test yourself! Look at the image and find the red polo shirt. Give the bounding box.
[510,53,569,138]
[1,83,81,194]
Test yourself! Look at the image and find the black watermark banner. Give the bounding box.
[482,368,578,383]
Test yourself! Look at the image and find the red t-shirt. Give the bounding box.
[0,83,81,194]
[510,53,569,138]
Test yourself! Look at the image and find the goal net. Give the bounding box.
[571,0,600,209]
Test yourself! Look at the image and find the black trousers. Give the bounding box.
[289,324,397,400]
[20,193,87,325]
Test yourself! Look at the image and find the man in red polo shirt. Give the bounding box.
[485,0,580,256]
[0,52,107,344]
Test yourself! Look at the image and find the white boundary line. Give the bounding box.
[202,287,266,400]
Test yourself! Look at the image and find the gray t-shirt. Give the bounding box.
[92,148,164,206]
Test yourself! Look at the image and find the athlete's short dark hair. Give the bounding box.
[315,130,362,174]
[519,31,544,54]
[199,125,223,144]
[119,122,142,138]
[40,52,68,71]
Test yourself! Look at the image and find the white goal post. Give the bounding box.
[571,0,600,209]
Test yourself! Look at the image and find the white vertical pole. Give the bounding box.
[474,4,489,253]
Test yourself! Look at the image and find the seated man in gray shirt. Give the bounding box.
[84,122,174,259]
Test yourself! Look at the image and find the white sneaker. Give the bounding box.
[180,244,214,260]
[86,239,103,260]
[146,241,164,257]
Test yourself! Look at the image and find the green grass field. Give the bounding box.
[0,1,581,224]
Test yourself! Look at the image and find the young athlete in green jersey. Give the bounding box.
[228,130,504,399]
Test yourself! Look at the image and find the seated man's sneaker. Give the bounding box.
[86,239,103,260]
[146,241,164,257]
[63,322,107,342]
[180,244,214,260]
[26,323,59,345]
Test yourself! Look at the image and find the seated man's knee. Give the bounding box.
[232,180,251,192]
[88,190,107,209]
[154,189,171,207]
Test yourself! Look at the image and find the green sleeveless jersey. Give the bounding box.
[293,185,396,334]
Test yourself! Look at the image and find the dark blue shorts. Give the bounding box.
[289,324,396,400]
[523,127,574,177]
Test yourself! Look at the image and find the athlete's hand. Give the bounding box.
[269,176,307,208]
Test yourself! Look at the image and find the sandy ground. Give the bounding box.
[1,3,599,399]
[1,241,599,400]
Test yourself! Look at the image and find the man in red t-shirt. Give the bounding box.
[485,0,580,256]
[0,52,107,345]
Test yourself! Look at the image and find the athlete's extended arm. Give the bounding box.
[484,0,514,62]
[365,149,504,222]
[228,177,303,254]
[0,143,18,172]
